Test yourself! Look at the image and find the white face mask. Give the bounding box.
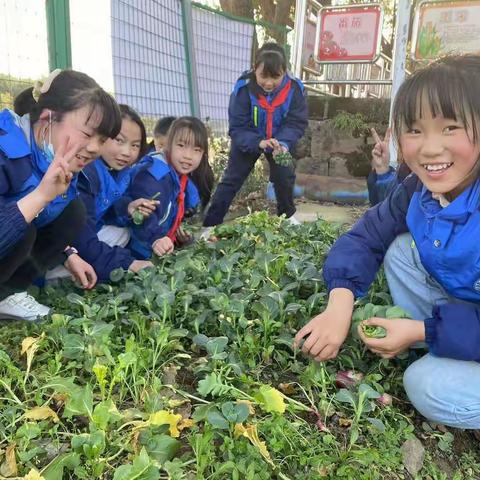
[42,110,55,162]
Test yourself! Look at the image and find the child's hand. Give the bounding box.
[272,144,288,157]
[128,198,159,218]
[294,288,354,362]
[64,253,97,289]
[129,259,153,273]
[294,308,351,361]
[259,138,280,151]
[176,227,192,244]
[152,236,174,256]
[370,128,391,174]
[359,317,425,359]
[37,137,81,201]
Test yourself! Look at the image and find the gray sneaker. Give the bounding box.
[0,292,50,321]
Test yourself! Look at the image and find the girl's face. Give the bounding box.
[154,134,167,153]
[169,133,204,175]
[254,63,285,93]
[101,118,142,171]
[400,107,480,199]
[39,104,108,173]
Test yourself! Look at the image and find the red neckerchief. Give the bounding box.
[166,174,188,242]
[256,79,292,139]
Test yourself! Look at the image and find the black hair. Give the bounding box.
[165,116,214,210]
[154,116,176,137]
[392,55,480,146]
[148,116,177,150]
[254,42,287,78]
[118,104,148,159]
[14,70,121,139]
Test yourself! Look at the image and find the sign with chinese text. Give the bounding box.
[412,1,480,60]
[315,4,382,63]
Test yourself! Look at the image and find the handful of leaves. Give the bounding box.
[361,323,387,339]
[273,151,294,167]
[132,192,160,225]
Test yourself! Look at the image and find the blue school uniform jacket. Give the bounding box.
[0,109,77,259]
[323,173,480,362]
[229,71,308,155]
[128,153,200,259]
[72,159,136,283]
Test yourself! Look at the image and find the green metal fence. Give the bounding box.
[0,0,292,136]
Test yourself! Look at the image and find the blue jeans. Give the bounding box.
[384,233,480,429]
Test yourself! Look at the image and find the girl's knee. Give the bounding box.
[404,355,480,428]
[384,233,413,273]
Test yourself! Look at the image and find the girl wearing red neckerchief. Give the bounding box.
[201,42,308,238]
[128,117,213,259]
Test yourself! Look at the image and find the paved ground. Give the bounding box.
[295,200,365,225]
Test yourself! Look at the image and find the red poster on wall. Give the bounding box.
[315,4,383,63]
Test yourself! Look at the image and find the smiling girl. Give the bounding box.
[295,55,480,430]
[70,104,155,284]
[0,69,121,321]
[128,116,211,259]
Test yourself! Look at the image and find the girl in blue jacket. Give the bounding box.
[71,104,157,283]
[129,117,212,259]
[295,55,480,430]
[0,70,121,321]
[202,42,308,236]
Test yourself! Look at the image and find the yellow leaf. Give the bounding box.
[21,333,45,375]
[24,406,59,423]
[178,418,195,431]
[255,385,286,414]
[234,423,274,466]
[148,410,182,437]
[0,443,18,477]
[23,469,45,480]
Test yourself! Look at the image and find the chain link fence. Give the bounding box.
[1,0,291,136]
[0,0,49,111]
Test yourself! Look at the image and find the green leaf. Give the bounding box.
[192,334,209,347]
[62,334,85,360]
[358,384,381,399]
[197,373,231,397]
[138,430,180,463]
[41,377,78,393]
[42,452,81,480]
[205,337,228,356]
[366,417,386,432]
[221,402,249,423]
[66,293,85,306]
[206,409,229,430]
[113,447,160,480]
[385,306,411,319]
[63,384,93,419]
[110,268,125,283]
[335,389,356,406]
[92,400,123,430]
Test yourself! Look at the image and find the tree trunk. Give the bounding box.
[218,0,254,18]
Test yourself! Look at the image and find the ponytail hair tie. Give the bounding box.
[32,69,62,102]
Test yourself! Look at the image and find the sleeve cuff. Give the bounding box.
[11,202,29,229]
[327,279,356,295]
[424,316,437,346]
[376,169,395,184]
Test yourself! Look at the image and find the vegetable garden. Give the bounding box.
[0,213,479,479]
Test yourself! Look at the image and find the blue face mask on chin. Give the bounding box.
[42,140,55,163]
[42,111,55,163]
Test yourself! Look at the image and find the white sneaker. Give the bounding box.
[0,292,50,322]
[287,214,302,225]
[199,226,214,241]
